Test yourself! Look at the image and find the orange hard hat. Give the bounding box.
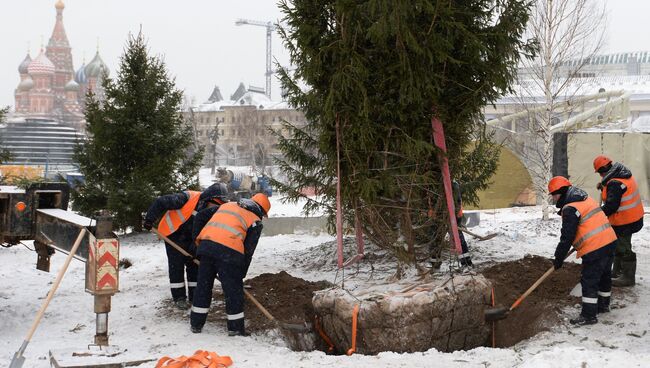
[252,193,271,216]
[548,176,571,194]
[593,155,612,172]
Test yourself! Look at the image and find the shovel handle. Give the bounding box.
[151,228,280,324]
[25,228,86,342]
[510,266,555,310]
[460,227,483,239]
[151,228,200,265]
[510,248,576,311]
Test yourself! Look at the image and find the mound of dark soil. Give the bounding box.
[482,254,581,347]
[244,271,332,332]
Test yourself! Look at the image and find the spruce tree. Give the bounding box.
[0,107,12,165]
[73,32,203,231]
[274,0,534,265]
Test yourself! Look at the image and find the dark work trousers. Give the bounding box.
[191,251,246,333]
[428,217,472,263]
[165,241,198,302]
[614,233,635,260]
[456,217,471,265]
[581,247,614,318]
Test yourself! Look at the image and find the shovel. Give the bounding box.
[485,248,576,322]
[10,229,87,368]
[151,228,310,332]
[461,227,498,241]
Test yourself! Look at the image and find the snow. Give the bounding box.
[503,75,650,101]
[192,91,291,112]
[2,206,650,367]
[198,167,325,218]
[0,185,23,194]
[37,208,96,227]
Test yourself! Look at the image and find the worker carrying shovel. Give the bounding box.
[548,176,617,326]
[189,193,270,336]
[143,183,229,309]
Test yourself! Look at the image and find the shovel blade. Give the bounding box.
[280,321,312,332]
[484,306,509,322]
[9,353,25,368]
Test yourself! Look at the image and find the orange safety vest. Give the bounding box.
[564,197,617,258]
[157,191,201,236]
[601,176,644,226]
[196,202,261,254]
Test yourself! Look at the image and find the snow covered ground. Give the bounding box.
[1,205,650,367]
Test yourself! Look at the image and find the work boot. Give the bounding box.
[191,325,202,333]
[174,298,191,310]
[228,329,250,337]
[612,256,622,279]
[569,314,598,326]
[597,296,611,314]
[460,257,473,268]
[612,257,636,287]
[428,257,442,270]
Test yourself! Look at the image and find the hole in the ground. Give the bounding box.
[482,254,582,348]
[246,257,585,353]
[156,258,609,354]
[243,271,333,352]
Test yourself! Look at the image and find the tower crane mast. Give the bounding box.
[235,19,277,99]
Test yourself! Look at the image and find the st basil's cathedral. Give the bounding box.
[14,0,108,124]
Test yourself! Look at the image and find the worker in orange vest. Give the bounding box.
[594,155,644,287]
[189,193,270,335]
[548,176,617,326]
[143,183,229,309]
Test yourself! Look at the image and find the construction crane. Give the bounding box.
[235,19,277,99]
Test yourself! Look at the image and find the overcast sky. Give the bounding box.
[1,0,648,109]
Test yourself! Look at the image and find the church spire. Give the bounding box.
[48,0,70,48]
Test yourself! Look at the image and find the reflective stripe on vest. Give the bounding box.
[196,202,260,254]
[564,197,617,258]
[602,176,644,226]
[158,191,201,236]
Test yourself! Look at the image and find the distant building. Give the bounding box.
[13,0,108,127]
[186,83,307,167]
[486,51,650,123]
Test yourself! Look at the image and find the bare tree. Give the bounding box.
[510,0,606,218]
[237,106,273,173]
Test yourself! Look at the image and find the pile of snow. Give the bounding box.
[1,205,650,367]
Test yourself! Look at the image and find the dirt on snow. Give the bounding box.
[157,255,627,351]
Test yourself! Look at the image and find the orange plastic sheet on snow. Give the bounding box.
[156,350,233,368]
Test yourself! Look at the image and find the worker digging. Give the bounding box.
[144,183,229,310]
[547,176,617,326]
[190,193,270,336]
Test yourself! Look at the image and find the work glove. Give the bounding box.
[553,258,563,270]
[143,219,153,231]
